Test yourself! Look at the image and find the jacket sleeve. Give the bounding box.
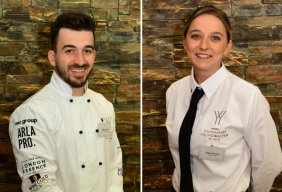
[244,88,282,192]
[108,106,123,192]
[9,102,64,192]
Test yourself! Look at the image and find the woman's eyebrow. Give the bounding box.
[211,31,224,37]
[189,29,224,37]
[189,29,201,34]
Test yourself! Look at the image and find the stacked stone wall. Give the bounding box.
[0,0,140,191]
[142,0,282,191]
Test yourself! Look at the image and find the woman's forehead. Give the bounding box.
[188,14,226,34]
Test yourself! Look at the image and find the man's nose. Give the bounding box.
[75,51,85,65]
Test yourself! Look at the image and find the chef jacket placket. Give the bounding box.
[67,96,85,189]
[87,97,108,191]
[67,94,101,191]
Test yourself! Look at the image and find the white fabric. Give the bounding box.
[9,72,123,192]
[166,64,282,192]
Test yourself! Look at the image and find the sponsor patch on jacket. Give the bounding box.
[28,174,50,192]
[15,119,38,150]
[18,126,36,149]
[15,119,38,126]
[118,166,123,176]
[21,157,47,176]
[29,173,40,183]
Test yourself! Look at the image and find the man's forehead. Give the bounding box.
[57,28,94,45]
[58,27,93,34]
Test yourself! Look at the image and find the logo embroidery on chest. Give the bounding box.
[200,111,229,141]
[214,111,226,125]
[101,117,112,123]
[100,116,113,141]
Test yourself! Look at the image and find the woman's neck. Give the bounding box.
[193,65,221,84]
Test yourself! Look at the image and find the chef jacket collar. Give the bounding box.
[50,71,88,96]
[191,63,228,100]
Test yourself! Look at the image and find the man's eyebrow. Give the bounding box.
[85,45,94,50]
[62,45,76,50]
[62,45,94,50]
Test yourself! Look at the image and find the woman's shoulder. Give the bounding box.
[229,70,255,83]
[225,70,260,97]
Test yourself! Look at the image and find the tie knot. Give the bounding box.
[192,87,205,102]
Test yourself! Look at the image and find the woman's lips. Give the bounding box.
[195,53,212,60]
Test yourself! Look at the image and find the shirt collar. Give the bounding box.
[50,71,88,96]
[191,64,228,100]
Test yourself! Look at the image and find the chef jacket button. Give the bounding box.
[99,162,102,165]
[79,131,83,134]
[87,99,91,102]
[82,165,85,168]
[70,99,73,103]
[96,129,99,132]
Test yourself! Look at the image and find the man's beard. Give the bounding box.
[55,59,93,88]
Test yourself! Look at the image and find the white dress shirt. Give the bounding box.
[166,64,282,192]
[9,72,123,192]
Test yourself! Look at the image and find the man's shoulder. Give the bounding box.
[12,84,59,118]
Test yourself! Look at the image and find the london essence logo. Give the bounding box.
[201,111,228,141]
[21,157,47,176]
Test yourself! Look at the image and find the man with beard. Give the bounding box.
[9,12,123,192]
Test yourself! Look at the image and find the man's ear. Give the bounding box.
[48,50,56,66]
[93,50,96,61]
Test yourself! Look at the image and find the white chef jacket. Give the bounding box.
[9,72,123,192]
[166,64,282,192]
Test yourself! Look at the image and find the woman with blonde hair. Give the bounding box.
[166,5,282,192]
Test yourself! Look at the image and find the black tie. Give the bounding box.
[179,87,205,192]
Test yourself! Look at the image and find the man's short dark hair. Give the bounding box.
[51,12,96,53]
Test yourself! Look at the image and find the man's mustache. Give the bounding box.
[68,64,90,69]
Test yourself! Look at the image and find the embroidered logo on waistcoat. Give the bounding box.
[214,111,226,125]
